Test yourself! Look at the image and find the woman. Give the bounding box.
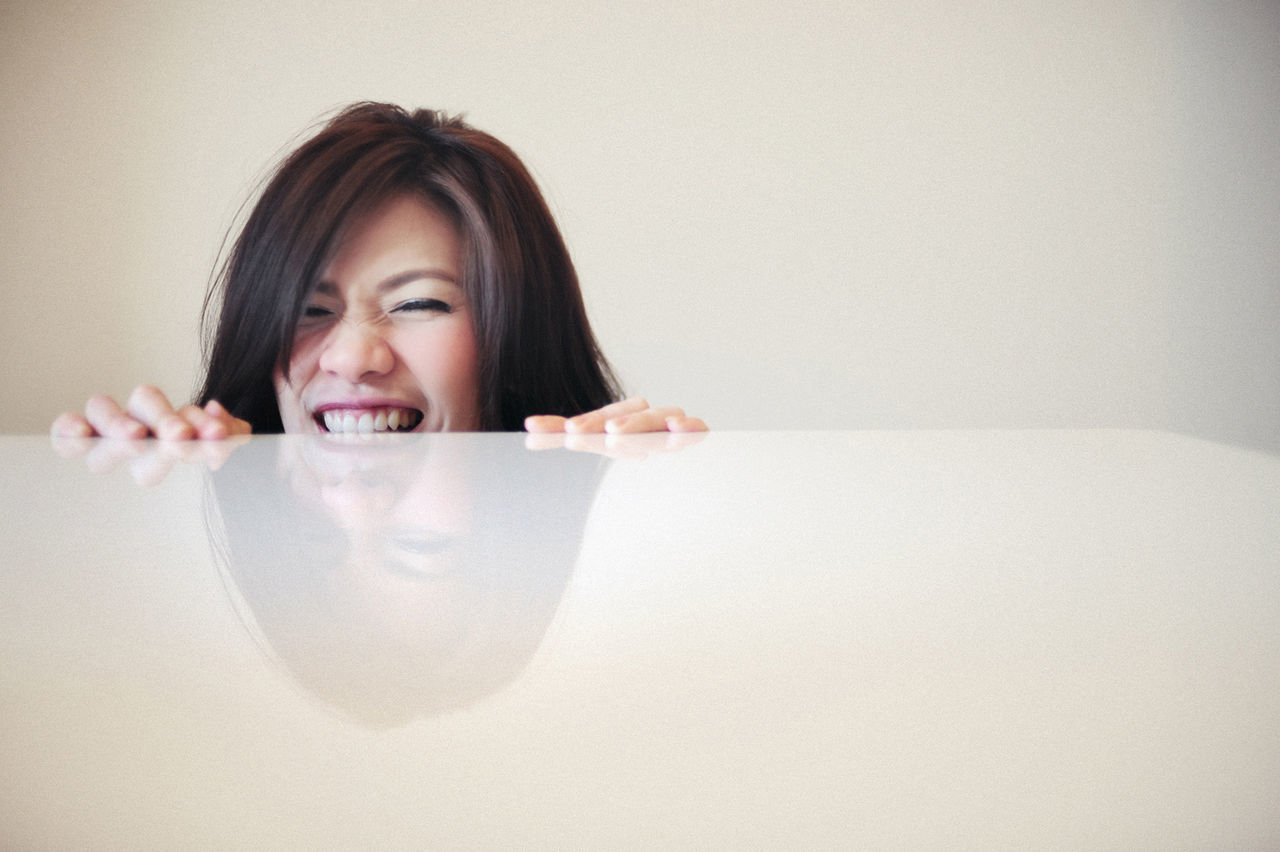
[52,102,705,439]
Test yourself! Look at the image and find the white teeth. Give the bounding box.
[318,407,420,434]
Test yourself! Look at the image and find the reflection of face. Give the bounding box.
[282,435,475,629]
[210,434,605,725]
[273,195,481,435]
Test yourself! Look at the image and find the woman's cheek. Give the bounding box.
[414,320,481,424]
[273,342,322,433]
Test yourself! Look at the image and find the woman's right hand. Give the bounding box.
[50,385,252,440]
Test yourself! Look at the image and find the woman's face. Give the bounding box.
[274,195,481,434]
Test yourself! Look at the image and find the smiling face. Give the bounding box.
[273,195,481,434]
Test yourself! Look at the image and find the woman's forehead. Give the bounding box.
[320,196,463,284]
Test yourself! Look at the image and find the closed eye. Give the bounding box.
[392,298,453,314]
[303,305,335,318]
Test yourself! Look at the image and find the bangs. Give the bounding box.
[268,144,434,381]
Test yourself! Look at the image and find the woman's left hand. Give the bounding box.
[524,397,707,434]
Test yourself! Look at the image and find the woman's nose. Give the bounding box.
[317,321,395,382]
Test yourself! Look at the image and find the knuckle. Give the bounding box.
[50,413,77,435]
[127,384,159,405]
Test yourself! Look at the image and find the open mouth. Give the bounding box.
[314,406,424,435]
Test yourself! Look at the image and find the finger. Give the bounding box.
[203,400,252,437]
[161,400,246,440]
[51,411,95,439]
[126,385,193,440]
[171,405,223,439]
[524,414,569,434]
[84,395,149,440]
[603,406,686,434]
[565,397,649,434]
[665,415,708,433]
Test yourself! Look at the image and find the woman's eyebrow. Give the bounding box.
[311,269,460,296]
[377,268,459,292]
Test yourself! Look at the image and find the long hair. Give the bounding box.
[197,102,620,431]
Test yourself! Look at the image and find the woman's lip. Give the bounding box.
[312,399,424,413]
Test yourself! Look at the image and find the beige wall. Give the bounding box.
[3,1,1277,450]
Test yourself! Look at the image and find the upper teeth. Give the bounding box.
[321,407,419,434]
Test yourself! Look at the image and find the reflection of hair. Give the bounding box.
[205,437,605,727]
[197,102,621,432]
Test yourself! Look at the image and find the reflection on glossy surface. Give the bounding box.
[3,430,1279,847]
[209,434,605,725]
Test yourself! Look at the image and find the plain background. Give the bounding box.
[2,0,1277,451]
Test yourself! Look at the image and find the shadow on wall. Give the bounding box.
[1166,1,1280,456]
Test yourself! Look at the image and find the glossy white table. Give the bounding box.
[2,430,1278,848]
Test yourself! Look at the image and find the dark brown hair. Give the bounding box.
[197,102,620,431]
